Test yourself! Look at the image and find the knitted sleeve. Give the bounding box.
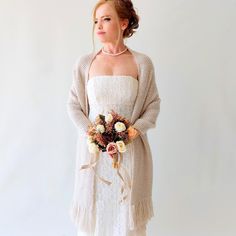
[132,58,161,135]
[67,57,93,137]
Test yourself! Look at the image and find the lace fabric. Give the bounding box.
[78,76,146,236]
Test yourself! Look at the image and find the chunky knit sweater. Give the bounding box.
[67,46,161,233]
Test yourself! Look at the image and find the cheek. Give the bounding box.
[110,25,121,36]
[108,22,119,30]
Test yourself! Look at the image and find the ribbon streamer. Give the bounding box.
[116,152,132,204]
[80,151,132,204]
[80,152,112,186]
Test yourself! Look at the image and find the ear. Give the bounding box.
[120,18,129,31]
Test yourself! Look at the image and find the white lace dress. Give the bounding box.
[77,76,146,236]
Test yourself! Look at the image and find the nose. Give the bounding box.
[97,20,102,30]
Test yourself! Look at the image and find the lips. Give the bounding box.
[97,31,105,35]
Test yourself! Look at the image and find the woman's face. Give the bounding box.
[94,3,125,44]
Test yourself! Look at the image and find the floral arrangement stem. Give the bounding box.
[112,153,119,169]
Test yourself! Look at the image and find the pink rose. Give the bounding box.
[106,142,118,157]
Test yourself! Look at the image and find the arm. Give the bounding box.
[132,61,161,136]
[67,58,93,137]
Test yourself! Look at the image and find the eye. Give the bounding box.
[94,20,98,24]
[104,17,111,21]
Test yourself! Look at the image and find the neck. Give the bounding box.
[102,43,127,54]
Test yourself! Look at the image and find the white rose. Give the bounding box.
[96,124,105,133]
[86,136,93,145]
[114,122,126,132]
[88,142,100,154]
[116,140,127,153]
[105,113,113,123]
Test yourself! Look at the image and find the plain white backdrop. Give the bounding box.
[0,0,236,235]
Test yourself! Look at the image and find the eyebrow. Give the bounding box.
[94,15,112,20]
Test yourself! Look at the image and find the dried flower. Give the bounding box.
[86,110,133,167]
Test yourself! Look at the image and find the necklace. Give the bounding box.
[102,46,128,56]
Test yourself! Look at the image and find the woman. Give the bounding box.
[67,0,161,235]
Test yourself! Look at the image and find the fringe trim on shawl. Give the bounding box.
[69,201,95,234]
[129,197,154,230]
[69,196,154,232]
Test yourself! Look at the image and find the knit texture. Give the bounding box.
[67,46,161,233]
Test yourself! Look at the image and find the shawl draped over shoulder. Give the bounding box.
[67,47,161,233]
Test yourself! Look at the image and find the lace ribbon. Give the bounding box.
[80,151,131,204]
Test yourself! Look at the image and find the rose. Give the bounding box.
[114,122,126,132]
[86,135,93,145]
[127,126,139,139]
[88,142,100,154]
[116,140,127,153]
[96,124,105,133]
[105,113,113,122]
[106,142,118,157]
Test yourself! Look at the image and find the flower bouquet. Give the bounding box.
[86,109,138,169]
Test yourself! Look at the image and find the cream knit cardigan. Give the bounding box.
[67,46,161,233]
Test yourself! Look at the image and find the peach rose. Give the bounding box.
[106,142,118,157]
[127,126,139,139]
